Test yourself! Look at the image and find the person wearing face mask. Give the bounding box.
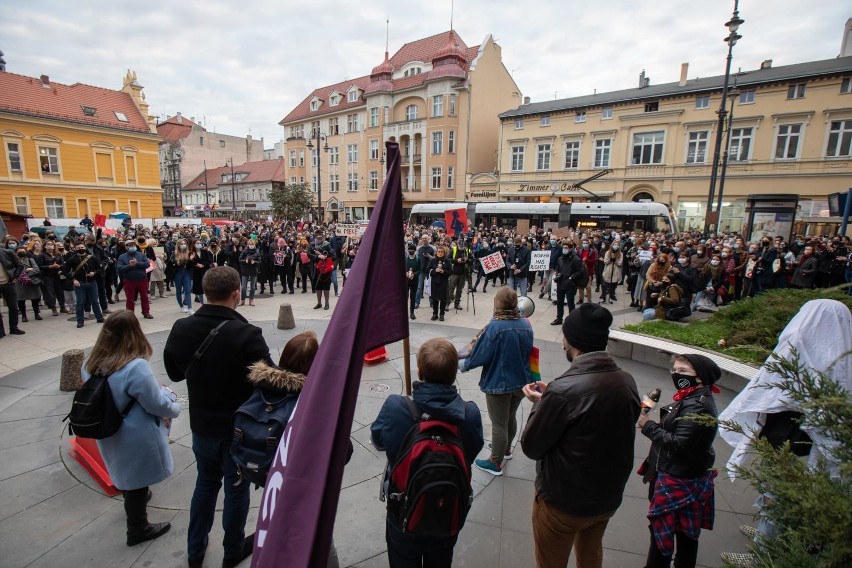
[190,240,213,305]
[599,241,623,304]
[427,246,453,321]
[36,239,66,316]
[551,241,586,325]
[754,237,781,294]
[238,239,261,307]
[173,239,194,314]
[116,240,153,319]
[643,272,688,321]
[14,245,43,322]
[164,266,274,568]
[636,354,720,568]
[790,245,818,289]
[521,304,640,568]
[692,254,725,312]
[0,237,25,337]
[404,243,421,320]
[63,242,105,328]
[577,239,597,306]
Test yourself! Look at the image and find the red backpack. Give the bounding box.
[381,397,472,536]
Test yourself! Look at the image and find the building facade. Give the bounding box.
[182,158,285,218]
[497,56,852,234]
[0,69,162,221]
[280,30,520,222]
[157,113,264,216]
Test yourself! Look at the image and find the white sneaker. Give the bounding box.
[187,309,194,315]
[180,306,188,313]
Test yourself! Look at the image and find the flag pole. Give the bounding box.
[403,336,412,395]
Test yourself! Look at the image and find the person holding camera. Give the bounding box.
[551,241,586,325]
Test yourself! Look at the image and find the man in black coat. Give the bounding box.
[164,266,274,568]
[551,241,586,325]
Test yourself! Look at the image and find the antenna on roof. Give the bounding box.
[450,0,454,30]
[386,19,389,53]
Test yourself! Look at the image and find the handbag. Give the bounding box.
[666,303,692,321]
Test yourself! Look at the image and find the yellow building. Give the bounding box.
[497,56,852,234]
[280,30,520,222]
[0,69,162,223]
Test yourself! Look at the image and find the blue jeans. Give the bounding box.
[415,271,429,307]
[331,269,339,294]
[75,280,102,323]
[385,516,457,568]
[642,308,657,321]
[241,275,257,301]
[508,274,528,297]
[174,268,192,309]
[188,434,250,559]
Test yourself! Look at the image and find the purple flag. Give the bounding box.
[252,142,408,567]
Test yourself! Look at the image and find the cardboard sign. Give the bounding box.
[553,226,572,239]
[335,224,359,238]
[529,250,551,271]
[94,214,107,228]
[637,250,653,262]
[516,219,530,235]
[479,251,505,274]
[444,208,468,237]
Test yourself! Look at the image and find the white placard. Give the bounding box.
[335,224,359,238]
[529,250,551,271]
[479,252,505,274]
[637,250,653,262]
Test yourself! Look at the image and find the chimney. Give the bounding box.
[639,70,646,88]
[679,63,689,86]
[176,112,183,123]
[0,50,6,72]
[40,74,50,88]
[190,116,195,123]
[760,59,773,69]
[523,96,531,105]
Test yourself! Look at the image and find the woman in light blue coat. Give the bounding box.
[82,310,181,546]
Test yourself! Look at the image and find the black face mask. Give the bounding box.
[671,373,699,390]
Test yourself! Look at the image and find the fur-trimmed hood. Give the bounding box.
[247,361,305,394]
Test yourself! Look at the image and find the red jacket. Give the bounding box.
[579,248,597,276]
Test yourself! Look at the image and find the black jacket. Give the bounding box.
[554,252,585,291]
[641,386,718,479]
[522,352,640,516]
[163,304,274,439]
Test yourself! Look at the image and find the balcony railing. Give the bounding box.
[401,153,422,165]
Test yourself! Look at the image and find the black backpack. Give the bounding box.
[64,373,135,439]
[382,397,472,537]
[231,389,299,488]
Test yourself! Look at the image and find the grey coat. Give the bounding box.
[15,256,42,301]
[83,358,181,491]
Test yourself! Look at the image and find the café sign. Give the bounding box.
[517,182,585,193]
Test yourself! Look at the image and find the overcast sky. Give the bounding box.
[2,0,848,146]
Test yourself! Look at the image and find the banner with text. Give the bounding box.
[479,252,505,274]
[335,224,360,238]
[529,250,551,271]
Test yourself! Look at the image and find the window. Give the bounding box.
[432,95,443,117]
[449,94,456,116]
[448,130,455,154]
[347,144,358,163]
[787,83,806,99]
[564,141,580,169]
[6,142,22,171]
[695,95,710,109]
[289,150,297,168]
[686,131,709,163]
[370,107,379,127]
[739,90,755,104]
[431,167,442,190]
[447,166,454,190]
[511,145,525,171]
[328,117,339,136]
[330,94,340,106]
[729,127,754,161]
[310,100,319,111]
[826,120,852,157]
[644,101,659,113]
[432,131,443,155]
[369,140,379,160]
[221,173,232,183]
[311,176,317,191]
[312,148,318,167]
[328,146,339,165]
[348,90,359,103]
[601,107,613,120]
[45,198,65,218]
[369,170,379,190]
[347,172,358,192]
[290,176,297,184]
[347,113,359,133]
[199,136,204,145]
[403,67,422,77]
[329,174,340,192]
[514,118,524,130]
[114,111,128,122]
[575,111,586,123]
[82,106,96,117]
[631,131,665,165]
[594,139,611,168]
[775,124,802,159]
[39,147,59,173]
[289,125,305,139]
[310,121,320,136]
[536,143,551,171]
[95,152,113,179]
[14,196,28,215]
[841,77,852,94]
[405,105,418,121]
[540,115,551,127]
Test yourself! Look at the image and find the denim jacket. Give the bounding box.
[461,317,534,394]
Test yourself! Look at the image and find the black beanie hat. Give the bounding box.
[680,354,721,385]
[562,303,613,353]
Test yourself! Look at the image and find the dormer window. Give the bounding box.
[403,67,423,77]
[310,100,319,111]
[114,111,128,122]
[81,106,96,117]
[330,94,341,107]
[348,90,359,103]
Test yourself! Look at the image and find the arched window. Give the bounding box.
[405,105,418,121]
[632,191,655,202]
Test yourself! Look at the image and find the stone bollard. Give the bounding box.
[60,349,85,392]
[277,303,295,330]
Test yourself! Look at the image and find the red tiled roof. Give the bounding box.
[389,30,469,68]
[183,158,285,190]
[280,76,371,125]
[156,114,202,142]
[0,71,152,133]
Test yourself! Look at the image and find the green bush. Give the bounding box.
[624,288,852,366]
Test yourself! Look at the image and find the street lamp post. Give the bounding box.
[226,158,236,220]
[715,85,740,231]
[704,0,744,236]
[305,129,329,223]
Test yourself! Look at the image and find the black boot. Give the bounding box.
[124,487,170,546]
[19,303,28,322]
[410,309,416,321]
[34,305,43,320]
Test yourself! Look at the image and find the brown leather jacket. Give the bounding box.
[521,352,640,516]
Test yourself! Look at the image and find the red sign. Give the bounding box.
[444,208,468,237]
[94,214,107,228]
[479,251,505,274]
